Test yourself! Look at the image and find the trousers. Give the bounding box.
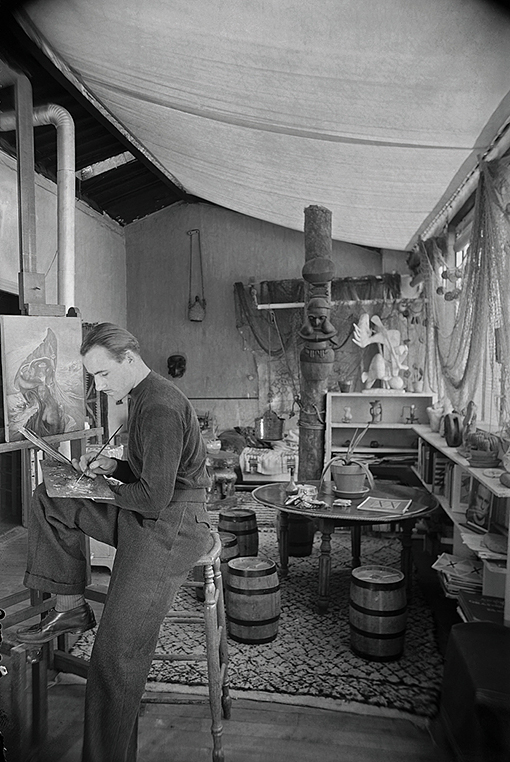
[25,484,212,762]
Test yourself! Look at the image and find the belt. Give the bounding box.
[172,488,207,503]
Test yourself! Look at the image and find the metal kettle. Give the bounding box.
[254,409,285,441]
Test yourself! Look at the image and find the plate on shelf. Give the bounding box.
[332,486,370,500]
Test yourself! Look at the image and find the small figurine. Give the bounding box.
[342,406,353,423]
[369,400,382,423]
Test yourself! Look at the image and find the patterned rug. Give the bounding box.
[71,496,444,719]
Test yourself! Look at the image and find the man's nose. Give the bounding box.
[94,377,106,391]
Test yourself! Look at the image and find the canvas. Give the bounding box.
[0,316,85,442]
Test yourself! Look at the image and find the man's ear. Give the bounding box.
[124,350,136,364]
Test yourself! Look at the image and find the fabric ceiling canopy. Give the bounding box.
[20,0,510,250]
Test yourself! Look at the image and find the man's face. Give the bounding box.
[83,345,135,402]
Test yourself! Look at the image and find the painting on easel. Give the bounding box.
[0,316,86,442]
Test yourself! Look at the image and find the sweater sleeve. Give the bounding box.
[109,404,183,517]
[110,458,137,483]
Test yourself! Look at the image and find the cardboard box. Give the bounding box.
[482,559,506,599]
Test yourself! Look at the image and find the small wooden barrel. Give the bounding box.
[219,531,239,581]
[194,532,239,601]
[349,565,407,662]
[275,514,315,557]
[218,507,259,557]
[225,557,280,644]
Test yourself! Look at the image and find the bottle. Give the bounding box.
[285,466,298,494]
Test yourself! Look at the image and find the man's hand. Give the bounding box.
[72,452,117,480]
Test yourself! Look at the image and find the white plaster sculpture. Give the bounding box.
[352,314,408,390]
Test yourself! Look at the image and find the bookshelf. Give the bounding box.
[325,392,434,463]
[414,425,510,627]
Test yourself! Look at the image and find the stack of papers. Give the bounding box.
[357,496,412,514]
[431,553,483,598]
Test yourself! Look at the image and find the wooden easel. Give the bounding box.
[0,72,102,762]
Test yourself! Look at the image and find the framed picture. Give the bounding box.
[465,481,492,533]
[0,316,86,442]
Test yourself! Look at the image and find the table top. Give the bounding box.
[252,480,437,523]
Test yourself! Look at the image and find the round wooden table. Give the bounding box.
[252,480,438,613]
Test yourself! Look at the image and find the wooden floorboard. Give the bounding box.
[11,681,453,762]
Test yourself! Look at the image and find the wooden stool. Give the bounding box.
[142,531,231,762]
[1,532,231,762]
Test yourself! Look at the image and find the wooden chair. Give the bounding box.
[1,531,231,762]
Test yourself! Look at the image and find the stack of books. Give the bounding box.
[431,552,483,598]
[457,590,504,624]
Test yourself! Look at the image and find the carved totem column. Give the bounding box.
[298,205,337,481]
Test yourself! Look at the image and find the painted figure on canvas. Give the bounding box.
[0,316,85,441]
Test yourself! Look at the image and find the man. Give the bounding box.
[16,323,212,762]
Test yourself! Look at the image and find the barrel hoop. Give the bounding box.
[227,614,280,626]
[352,577,405,592]
[350,622,406,640]
[220,527,257,536]
[228,566,276,578]
[225,583,280,595]
[350,600,407,617]
[219,513,255,521]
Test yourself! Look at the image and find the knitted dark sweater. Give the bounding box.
[110,371,210,518]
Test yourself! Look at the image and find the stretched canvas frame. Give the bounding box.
[465,480,492,533]
[0,316,85,442]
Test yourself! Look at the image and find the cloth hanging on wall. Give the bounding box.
[234,276,426,417]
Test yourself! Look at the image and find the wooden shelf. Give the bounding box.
[333,446,416,454]
[331,422,419,429]
[413,425,510,498]
[0,428,103,455]
[414,425,510,627]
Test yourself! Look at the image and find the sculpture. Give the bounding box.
[352,313,408,390]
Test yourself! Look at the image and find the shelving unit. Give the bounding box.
[413,425,510,627]
[325,392,434,463]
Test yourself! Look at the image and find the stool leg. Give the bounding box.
[203,562,225,762]
[214,557,231,720]
[10,644,32,762]
[31,645,48,747]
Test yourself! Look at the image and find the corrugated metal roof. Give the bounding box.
[0,11,205,225]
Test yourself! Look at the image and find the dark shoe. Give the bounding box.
[16,603,96,644]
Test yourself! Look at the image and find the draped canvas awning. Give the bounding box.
[19,0,510,249]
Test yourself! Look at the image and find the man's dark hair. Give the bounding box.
[80,323,140,362]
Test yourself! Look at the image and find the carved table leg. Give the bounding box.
[317,519,334,614]
[400,519,415,598]
[278,510,289,578]
[350,524,361,568]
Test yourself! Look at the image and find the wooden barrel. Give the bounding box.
[219,531,239,581]
[218,507,259,557]
[194,532,240,601]
[349,565,407,662]
[275,514,315,557]
[225,557,280,644]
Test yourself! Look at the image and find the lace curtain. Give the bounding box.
[419,157,510,428]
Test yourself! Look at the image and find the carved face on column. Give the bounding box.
[299,297,337,343]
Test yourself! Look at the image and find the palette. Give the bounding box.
[40,461,115,500]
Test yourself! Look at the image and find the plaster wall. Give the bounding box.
[125,202,409,431]
[0,150,126,325]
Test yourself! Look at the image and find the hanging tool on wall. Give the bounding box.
[187,228,206,321]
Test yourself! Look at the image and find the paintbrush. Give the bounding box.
[77,425,123,483]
